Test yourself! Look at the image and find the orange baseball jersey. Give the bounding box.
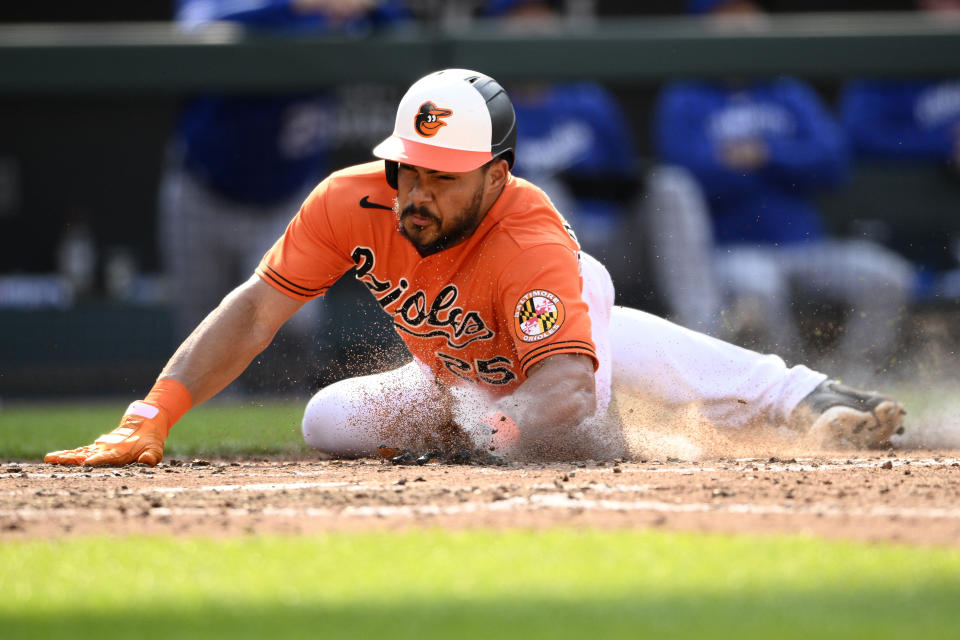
[257,161,597,396]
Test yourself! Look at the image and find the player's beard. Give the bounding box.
[396,185,485,256]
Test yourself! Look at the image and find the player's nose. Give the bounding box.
[407,178,434,206]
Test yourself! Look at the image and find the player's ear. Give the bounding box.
[484,158,509,192]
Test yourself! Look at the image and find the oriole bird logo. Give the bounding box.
[414,101,453,137]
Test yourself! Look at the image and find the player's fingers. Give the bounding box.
[44,451,82,465]
[137,444,163,467]
[45,446,97,465]
[82,448,129,467]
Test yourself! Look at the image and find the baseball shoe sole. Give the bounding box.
[792,380,906,450]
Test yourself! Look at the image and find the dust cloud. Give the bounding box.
[614,389,812,461]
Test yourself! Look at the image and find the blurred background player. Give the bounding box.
[839,0,960,303]
[482,0,646,300]
[650,0,915,377]
[160,0,411,389]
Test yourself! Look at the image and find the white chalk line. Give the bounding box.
[2,481,661,499]
[3,457,958,485]
[139,481,356,494]
[4,490,960,524]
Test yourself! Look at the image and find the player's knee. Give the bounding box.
[301,390,331,451]
[301,385,362,456]
[843,240,916,289]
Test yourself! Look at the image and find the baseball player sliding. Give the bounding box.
[45,69,905,466]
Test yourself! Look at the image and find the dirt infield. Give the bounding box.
[3,452,959,545]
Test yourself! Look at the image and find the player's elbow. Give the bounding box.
[223,277,294,353]
[249,322,279,354]
[219,292,275,352]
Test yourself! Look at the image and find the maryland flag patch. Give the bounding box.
[514,289,566,343]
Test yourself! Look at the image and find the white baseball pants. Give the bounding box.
[301,252,826,458]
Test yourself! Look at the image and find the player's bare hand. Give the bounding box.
[720,139,769,170]
[291,0,376,19]
[44,402,170,467]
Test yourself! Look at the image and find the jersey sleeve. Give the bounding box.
[498,243,598,376]
[256,178,355,300]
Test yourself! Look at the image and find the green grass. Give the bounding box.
[0,400,311,460]
[2,530,959,639]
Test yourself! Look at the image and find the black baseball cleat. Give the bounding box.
[790,380,906,449]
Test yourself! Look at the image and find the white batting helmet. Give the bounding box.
[373,69,517,187]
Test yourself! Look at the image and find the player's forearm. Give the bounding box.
[496,354,597,459]
[158,279,293,406]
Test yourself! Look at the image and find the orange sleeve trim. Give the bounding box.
[519,343,598,376]
[256,265,327,300]
[519,340,596,371]
[144,378,193,431]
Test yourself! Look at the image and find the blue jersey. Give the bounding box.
[512,83,636,178]
[511,83,638,219]
[654,78,848,246]
[175,0,409,205]
[840,79,960,163]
